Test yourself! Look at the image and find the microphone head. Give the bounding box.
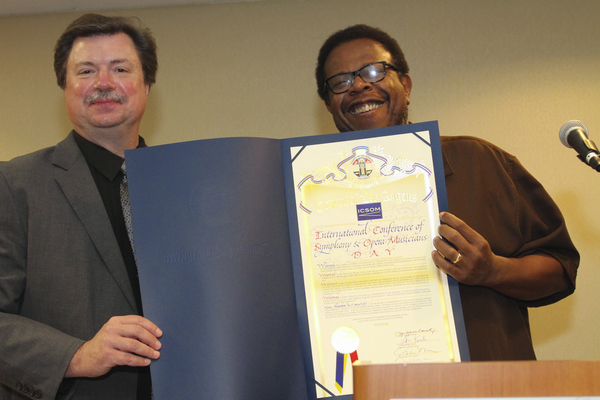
[559,120,589,148]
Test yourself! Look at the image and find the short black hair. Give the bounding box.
[54,13,157,89]
[316,24,409,103]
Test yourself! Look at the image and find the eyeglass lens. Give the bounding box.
[327,63,387,94]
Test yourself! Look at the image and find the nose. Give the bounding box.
[348,74,372,95]
[94,68,116,90]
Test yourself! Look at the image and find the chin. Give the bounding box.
[354,120,390,132]
[352,112,395,131]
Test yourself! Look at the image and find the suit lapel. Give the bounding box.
[52,132,137,311]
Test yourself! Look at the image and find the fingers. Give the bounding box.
[106,315,162,350]
[102,316,162,359]
[65,315,162,379]
[431,238,469,283]
[432,236,461,265]
[436,212,488,260]
[439,211,481,245]
[432,212,496,286]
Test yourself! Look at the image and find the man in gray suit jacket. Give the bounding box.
[0,14,162,399]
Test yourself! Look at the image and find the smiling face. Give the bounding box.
[324,38,412,133]
[64,33,149,143]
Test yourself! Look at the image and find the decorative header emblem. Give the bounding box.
[352,149,372,179]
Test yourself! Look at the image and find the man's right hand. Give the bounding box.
[64,315,162,378]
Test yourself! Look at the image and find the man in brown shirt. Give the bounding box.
[315,24,579,360]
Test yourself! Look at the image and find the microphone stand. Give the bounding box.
[576,154,600,171]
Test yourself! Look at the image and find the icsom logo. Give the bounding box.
[356,202,382,221]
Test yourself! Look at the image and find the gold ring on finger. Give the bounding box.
[451,252,462,264]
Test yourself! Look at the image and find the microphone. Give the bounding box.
[559,120,600,171]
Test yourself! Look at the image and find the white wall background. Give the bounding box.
[1,0,599,360]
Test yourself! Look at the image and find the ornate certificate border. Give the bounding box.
[282,121,470,399]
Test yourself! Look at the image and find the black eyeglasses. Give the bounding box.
[325,62,397,94]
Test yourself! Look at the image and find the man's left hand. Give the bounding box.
[431,211,569,300]
[431,211,499,287]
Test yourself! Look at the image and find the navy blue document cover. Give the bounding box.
[125,121,469,400]
[126,137,309,400]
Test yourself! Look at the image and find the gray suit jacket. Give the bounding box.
[0,132,141,399]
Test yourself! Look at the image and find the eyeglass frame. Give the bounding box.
[324,61,399,95]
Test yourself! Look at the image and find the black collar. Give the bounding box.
[73,131,146,181]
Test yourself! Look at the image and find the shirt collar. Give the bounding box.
[73,131,146,181]
[407,121,453,177]
[441,144,454,177]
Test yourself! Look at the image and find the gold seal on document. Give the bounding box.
[331,326,360,354]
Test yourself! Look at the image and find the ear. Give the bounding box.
[145,84,150,95]
[401,74,412,104]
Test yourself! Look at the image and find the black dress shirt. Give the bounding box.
[73,131,151,400]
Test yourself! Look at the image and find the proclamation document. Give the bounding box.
[282,121,468,399]
[126,120,467,400]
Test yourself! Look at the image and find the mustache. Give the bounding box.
[85,90,126,105]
